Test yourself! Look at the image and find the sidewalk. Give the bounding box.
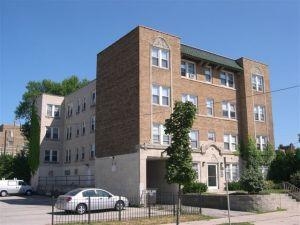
[166,207,300,225]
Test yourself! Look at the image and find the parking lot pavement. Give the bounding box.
[0,195,52,225]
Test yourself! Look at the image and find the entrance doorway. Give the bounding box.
[207,164,218,189]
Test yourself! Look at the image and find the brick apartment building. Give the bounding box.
[34,80,96,191]
[0,123,26,156]
[95,26,274,197]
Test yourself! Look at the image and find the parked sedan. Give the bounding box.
[55,188,129,214]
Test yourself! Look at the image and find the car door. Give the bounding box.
[95,189,114,210]
[7,181,19,194]
[82,190,97,210]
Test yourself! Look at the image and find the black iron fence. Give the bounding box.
[39,175,95,187]
[51,192,202,224]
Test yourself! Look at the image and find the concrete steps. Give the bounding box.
[278,194,300,209]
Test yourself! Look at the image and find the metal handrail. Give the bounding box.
[282,181,300,201]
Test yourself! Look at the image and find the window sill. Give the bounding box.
[254,120,265,123]
[152,65,170,71]
[45,116,60,119]
[197,114,238,122]
[181,76,236,91]
[152,103,171,108]
[43,161,59,164]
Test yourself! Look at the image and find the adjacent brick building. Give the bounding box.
[0,124,26,155]
[95,26,274,197]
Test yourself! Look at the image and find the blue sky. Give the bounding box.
[1,0,299,147]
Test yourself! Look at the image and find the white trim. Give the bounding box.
[207,164,218,189]
[181,59,197,79]
[220,70,235,88]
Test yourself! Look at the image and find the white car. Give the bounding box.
[0,179,33,197]
[55,188,129,214]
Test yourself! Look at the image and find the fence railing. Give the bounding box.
[51,192,201,225]
[39,175,95,186]
[282,182,300,201]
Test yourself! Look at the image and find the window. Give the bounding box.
[82,97,86,111]
[64,170,71,176]
[75,148,79,161]
[91,91,96,106]
[189,130,199,149]
[65,149,71,163]
[46,104,60,118]
[67,103,73,117]
[152,85,170,106]
[204,67,212,82]
[81,147,85,160]
[256,136,268,150]
[90,116,96,132]
[45,127,59,140]
[252,74,264,91]
[222,101,236,119]
[181,60,196,79]
[224,134,237,151]
[225,164,239,181]
[220,71,234,88]
[76,99,81,114]
[66,126,72,140]
[76,126,80,137]
[208,132,215,141]
[82,121,86,136]
[182,94,198,108]
[44,150,58,162]
[254,105,265,121]
[206,99,214,116]
[192,163,200,181]
[90,144,95,159]
[151,47,169,69]
[152,123,170,145]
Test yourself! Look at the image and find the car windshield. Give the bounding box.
[65,189,82,196]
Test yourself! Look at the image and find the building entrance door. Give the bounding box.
[207,164,218,189]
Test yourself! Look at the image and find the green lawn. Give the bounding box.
[219,223,254,225]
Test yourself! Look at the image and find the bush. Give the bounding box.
[240,167,265,194]
[228,181,242,191]
[183,182,207,194]
[263,180,276,190]
[290,171,300,188]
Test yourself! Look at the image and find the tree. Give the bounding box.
[164,101,197,224]
[13,150,31,183]
[0,154,14,179]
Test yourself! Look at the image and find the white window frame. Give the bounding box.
[182,94,198,108]
[82,97,86,111]
[189,130,199,149]
[44,150,58,163]
[254,105,265,122]
[206,98,214,116]
[46,104,60,118]
[45,127,59,140]
[91,91,96,106]
[90,144,95,159]
[223,134,237,151]
[152,84,170,106]
[256,136,268,151]
[90,116,96,132]
[225,164,239,181]
[151,47,169,69]
[76,99,81,114]
[65,149,71,163]
[252,74,264,92]
[192,162,201,181]
[82,121,86,136]
[181,60,196,79]
[220,71,235,88]
[67,103,73,117]
[204,66,212,83]
[208,131,216,141]
[222,101,236,119]
[152,123,170,145]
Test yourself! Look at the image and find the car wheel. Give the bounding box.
[76,203,87,214]
[0,191,8,197]
[115,200,125,211]
[25,190,32,196]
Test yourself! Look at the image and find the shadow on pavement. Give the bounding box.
[0,195,52,206]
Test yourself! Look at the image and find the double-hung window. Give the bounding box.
[224,134,237,151]
[220,71,235,88]
[152,123,170,145]
[181,60,196,79]
[204,67,212,82]
[225,164,239,181]
[256,136,268,150]
[254,105,265,121]
[65,149,71,163]
[252,74,264,91]
[152,85,170,106]
[192,163,200,181]
[45,127,59,140]
[67,103,73,117]
[76,99,81,114]
[90,144,95,159]
[91,91,96,106]
[222,101,236,119]
[90,116,96,132]
[182,94,198,108]
[206,98,214,116]
[47,104,60,118]
[189,130,199,149]
[82,121,86,136]
[208,131,216,141]
[44,150,58,163]
[151,47,169,69]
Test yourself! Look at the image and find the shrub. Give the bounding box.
[182,182,208,194]
[290,171,300,188]
[240,167,265,194]
[263,180,276,190]
[228,181,242,191]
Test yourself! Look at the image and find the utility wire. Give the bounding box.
[141,84,300,116]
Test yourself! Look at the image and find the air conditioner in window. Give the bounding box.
[188,73,196,80]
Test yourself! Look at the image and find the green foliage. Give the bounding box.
[240,166,265,194]
[0,154,14,179]
[263,180,277,190]
[15,76,89,140]
[290,171,300,188]
[27,104,40,174]
[261,143,275,166]
[164,101,197,187]
[182,182,208,194]
[228,181,242,191]
[13,150,31,183]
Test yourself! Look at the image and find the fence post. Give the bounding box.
[199,193,202,214]
[148,193,151,219]
[88,196,91,224]
[51,195,54,225]
[118,196,122,221]
[173,194,176,216]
